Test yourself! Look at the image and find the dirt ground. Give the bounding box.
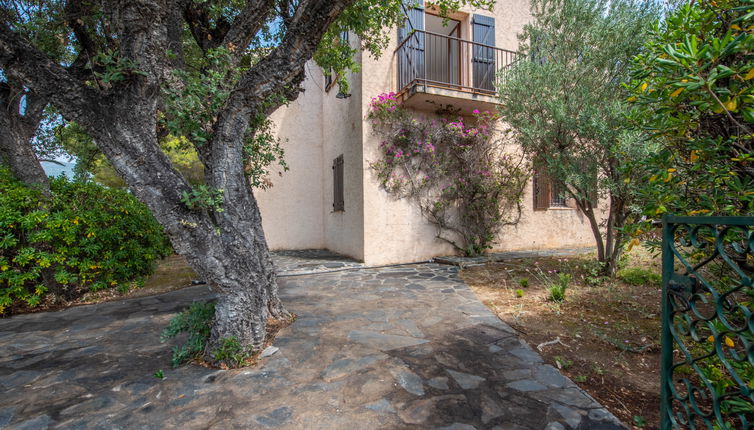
[461,249,663,429]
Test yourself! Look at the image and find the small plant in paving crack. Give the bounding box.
[212,336,252,368]
[161,301,215,368]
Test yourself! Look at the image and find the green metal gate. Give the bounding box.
[661,216,754,429]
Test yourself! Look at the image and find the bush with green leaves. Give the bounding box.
[0,169,171,314]
[627,0,754,225]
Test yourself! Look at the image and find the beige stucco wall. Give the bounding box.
[256,64,326,251]
[321,47,366,260]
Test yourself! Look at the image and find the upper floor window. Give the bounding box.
[324,31,350,92]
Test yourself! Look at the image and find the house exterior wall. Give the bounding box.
[256,65,326,251]
[258,0,603,265]
[321,48,366,260]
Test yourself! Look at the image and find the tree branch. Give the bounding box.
[0,22,101,126]
[222,0,276,50]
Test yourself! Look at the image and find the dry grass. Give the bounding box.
[462,247,663,429]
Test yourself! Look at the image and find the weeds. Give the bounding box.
[212,336,253,368]
[160,301,215,368]
[548,273,570,302]
[554,355,573,370]
[617,267,661,287]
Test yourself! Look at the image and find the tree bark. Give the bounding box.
[0,83,49,196]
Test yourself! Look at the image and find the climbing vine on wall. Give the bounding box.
[368,93,530,256]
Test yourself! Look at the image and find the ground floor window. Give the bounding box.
[533,168,568,210]
[332,154,344,212]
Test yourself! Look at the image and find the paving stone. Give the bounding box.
[397,320,425,338]
[322,354,388,381]
[364,398,396,413]
[260,346,279,358]
[535,365,570,388]
[446,369,486,390]
[0,252,622,429]
[509,347,544,364]
[427,376,449,390]
[0,407,14,427]
[506,379,548,392]
[11,414,53,430]
[254,406,293,428]
[432,423,477,430]
[394,370,425,396]
[454,324,512,345]
[549,403,584,428]
[347,330,429,351]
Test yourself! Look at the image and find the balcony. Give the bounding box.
[395,30,519,112]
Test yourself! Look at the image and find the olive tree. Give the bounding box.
[497,0,660,275]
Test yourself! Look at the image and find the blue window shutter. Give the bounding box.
[398,0,425,42]
[472,14,496,91]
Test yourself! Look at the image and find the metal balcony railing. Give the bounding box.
[395,30,519,97]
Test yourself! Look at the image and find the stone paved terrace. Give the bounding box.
[0,253,625,429]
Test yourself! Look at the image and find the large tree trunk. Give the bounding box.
[85,94,288,364]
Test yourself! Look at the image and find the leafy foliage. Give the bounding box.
[497,0,661,274]
[0,168,171,314]
[161,46,288,189]
[211,336,253,368]
[161,301,216,368]
[617,267,661,286]
[627,0,754,224]
[548,272,570,302]
[368,93,529,256]
[180,185,225,213]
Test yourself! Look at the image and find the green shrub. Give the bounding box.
[514,288,525,298]
[548,273,571,302]
[0,169,171,314]
[518,277,529,288]
[617,267,661,287]
[160,301,215,368]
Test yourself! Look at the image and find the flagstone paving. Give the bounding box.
[0,254,625,429]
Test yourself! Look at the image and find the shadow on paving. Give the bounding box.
[0,263,626,430]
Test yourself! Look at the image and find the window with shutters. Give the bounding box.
[533,167,569,210]
[395,3,519,102]
[332,155,344,212]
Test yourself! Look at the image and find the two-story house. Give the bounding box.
[256,0,599,265]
